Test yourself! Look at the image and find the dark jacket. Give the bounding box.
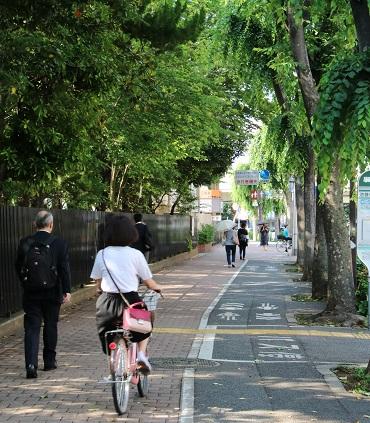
[237,228,249,244]
[131,222,153,255]
[15,231,71,302]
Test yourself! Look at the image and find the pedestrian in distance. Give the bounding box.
[91,214,162,373]
[259,223,269,251]
[282,224,292,252]
[15,210,71,379]
[131,213,153,262]
[238,222,249,260]
[222,224,239,268]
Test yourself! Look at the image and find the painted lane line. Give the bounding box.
[198,325,217,360]
[204,359,365,364]
[155,327,370,339]
[179,368,194,423]
[198,259,249,330]
[181,259,250,423]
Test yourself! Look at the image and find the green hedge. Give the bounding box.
[198,224,215,244]
[356,258,368,317]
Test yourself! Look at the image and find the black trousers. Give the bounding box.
[23,298,61,369]
[96,292,151,354]
[239,241,248,259]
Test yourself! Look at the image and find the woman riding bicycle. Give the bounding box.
[90,214,162,373]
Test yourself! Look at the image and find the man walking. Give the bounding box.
[15,210,71,379]
[131,213,153,262]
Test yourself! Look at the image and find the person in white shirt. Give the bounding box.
[91,214,162,373]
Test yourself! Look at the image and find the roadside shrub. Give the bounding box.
[356,258,368,317]
[198,224,215,244]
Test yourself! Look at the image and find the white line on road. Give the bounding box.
[179,368,194,423]
[181,259,250,422]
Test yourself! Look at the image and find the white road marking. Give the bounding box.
[217,311,240,321]
[258,343,299,350]
[257,303,279,311]
[179,368,194,423]
[182,260,249,421]
[219,302,244,310]
[256,313,281,320]
[198,325,217,360]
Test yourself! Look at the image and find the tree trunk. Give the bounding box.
[322,161,356,314]
[170,194,181,215]
[349,178,357,288]
[295,177,305,268]
[302,147,316,281]
[312,199,328,299]
[287,7,319,122]
[349,0,370,52]
[287,9,317,280]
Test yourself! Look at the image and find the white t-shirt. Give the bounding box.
[90,246,152,293]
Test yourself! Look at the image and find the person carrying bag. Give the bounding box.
[102,250,152,334]
[90,215,162,374]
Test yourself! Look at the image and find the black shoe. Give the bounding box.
[43,361,57,371]
[232,264,235,268]
[26,364,37,379]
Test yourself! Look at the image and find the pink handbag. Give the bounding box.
[123,302,152,334]
[102,250,152,334]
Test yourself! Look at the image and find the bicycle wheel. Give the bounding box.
[110,339,130,415]
[137,373,149,397]
[276,239,287,254]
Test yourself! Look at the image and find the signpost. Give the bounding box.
[357,170,370,329]
[235,170,260,185]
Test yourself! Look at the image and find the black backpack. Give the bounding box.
[21,237,58,292]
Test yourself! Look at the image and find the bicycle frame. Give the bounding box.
[104,329,140,385]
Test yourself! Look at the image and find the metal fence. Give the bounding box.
[0,206,194,317]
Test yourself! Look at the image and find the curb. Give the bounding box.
[0,249,198,338]
[315,363,368,400]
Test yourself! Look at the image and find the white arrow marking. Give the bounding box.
[257,303,278,311]
[217,312,240,321]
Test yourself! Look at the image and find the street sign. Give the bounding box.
[259,169,270,182]
[357,170,370,330]
[235,170,259,185]
[235,170,271,185]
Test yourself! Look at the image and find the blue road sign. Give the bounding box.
[259,170,270,182]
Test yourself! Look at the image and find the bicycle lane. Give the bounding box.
[190,257,370,423]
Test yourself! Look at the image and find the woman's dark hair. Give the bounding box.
[133,213,142,223]
[241,222,246,228]
[104,214,138,247]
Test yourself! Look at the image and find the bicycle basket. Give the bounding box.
[141,291,160,311]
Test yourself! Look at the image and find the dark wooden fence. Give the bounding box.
[0,206,195,317]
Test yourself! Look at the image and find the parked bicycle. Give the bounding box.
[102,290,161,415]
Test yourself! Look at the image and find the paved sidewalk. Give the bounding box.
[0,243,369,422]
[0,244,242,422]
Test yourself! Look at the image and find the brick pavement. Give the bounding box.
[0,243,250,422]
